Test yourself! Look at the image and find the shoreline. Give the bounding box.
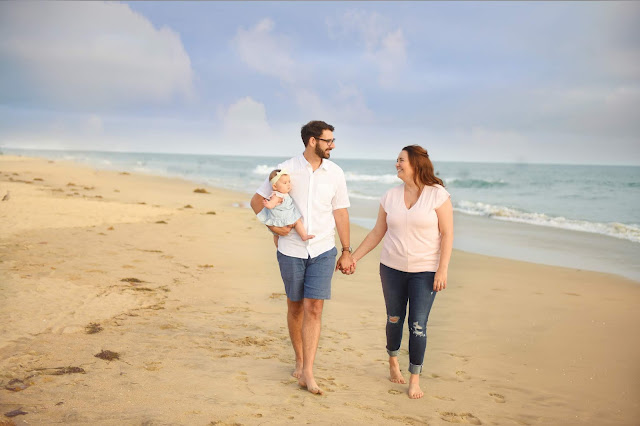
[4,150,639,282]
[1,155,639,424]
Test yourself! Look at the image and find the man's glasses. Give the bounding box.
[317,138,336,146]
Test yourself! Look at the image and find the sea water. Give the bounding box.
[3,148,639,280]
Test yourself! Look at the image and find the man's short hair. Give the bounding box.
[301,120,334,147]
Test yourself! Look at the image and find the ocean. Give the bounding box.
[3,148,640,281]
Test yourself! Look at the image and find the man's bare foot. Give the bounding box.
[292,361,303,379]
[301,234,315,241]
[408,374,423,399]
[389,357,406,384]
[298,372,323,395]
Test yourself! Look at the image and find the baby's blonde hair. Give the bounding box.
[269,169,289,181]
[269,169,281,181]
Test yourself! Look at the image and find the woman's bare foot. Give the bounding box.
[408,374,423,399]
[389,356,406,384]
[298,372,323,395]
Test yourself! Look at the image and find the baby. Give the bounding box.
[257,169,314,246]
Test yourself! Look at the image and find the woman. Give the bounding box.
[351,145,453,399]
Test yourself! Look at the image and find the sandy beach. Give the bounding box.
[1,155,639,425]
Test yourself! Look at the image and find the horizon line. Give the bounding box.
[2,146,639,168]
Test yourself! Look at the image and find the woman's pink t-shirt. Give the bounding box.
[380,184,450,273]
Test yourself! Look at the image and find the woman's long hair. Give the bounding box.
[402,145,444,188]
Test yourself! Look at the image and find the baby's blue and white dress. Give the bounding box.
[256,191,302,227]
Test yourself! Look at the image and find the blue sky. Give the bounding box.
[0,1,638,164]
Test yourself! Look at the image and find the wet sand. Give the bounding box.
[1,155,639,425]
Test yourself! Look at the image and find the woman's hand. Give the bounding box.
[433,268,447,291]
[336,252,355,275]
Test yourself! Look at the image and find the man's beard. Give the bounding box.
[315,144,331,159]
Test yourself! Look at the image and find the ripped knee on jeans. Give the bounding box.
[388,315,400,324]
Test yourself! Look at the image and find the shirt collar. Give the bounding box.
[298,153,329,171]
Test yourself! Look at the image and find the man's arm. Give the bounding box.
[333,208,353,274]
[250,193,293,236]
[250,193,265,214]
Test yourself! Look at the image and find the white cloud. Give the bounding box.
[0,2,194,109]
[328,10,408,88]
[232,18,305,85]
[86,115,104,136]
[232,18,374,125]
[373,29,407,88]
[221,96,272,143]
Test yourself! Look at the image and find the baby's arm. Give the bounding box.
[262,193,283,209]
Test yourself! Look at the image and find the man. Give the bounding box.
[250,120,353,395]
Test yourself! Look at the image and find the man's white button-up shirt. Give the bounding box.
[257,154,350,259]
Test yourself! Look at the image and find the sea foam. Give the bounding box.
[455,200,640,243]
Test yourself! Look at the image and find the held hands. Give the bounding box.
[336,252,356,275]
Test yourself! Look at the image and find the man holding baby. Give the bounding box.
[250,120,353,395]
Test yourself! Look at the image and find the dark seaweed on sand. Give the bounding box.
[4,379,28,392]
[193,188,209,193]
[4,408,28,418]
[95,350,120,361]
[121,277,144,283]
[85,322,103,334]
[43,367,86,375]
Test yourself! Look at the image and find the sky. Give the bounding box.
[0,1,639,165]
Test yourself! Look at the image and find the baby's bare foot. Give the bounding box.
[301,234,315,241]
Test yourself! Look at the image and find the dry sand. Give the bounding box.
[1,155,639,425]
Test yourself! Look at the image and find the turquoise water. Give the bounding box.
[4,148,640,280]
[4,149,639,242]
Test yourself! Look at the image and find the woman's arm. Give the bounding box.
[352,205,388,264]
[434,198,454,291]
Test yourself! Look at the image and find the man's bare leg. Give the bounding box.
[287,299,304,378]
[298,298,324,394]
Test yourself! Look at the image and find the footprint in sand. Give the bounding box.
[388,389,403,395]
[319,376,348,391]
[439,411,482,425]
[433,395,455,401]
[489,392,506,403]
[456,371,471,381]
[449,353,470,363]
[143,361,162,371]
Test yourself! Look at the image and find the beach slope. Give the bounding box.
[1,156,639,425]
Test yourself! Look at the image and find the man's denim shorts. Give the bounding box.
[276,247,337,301]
